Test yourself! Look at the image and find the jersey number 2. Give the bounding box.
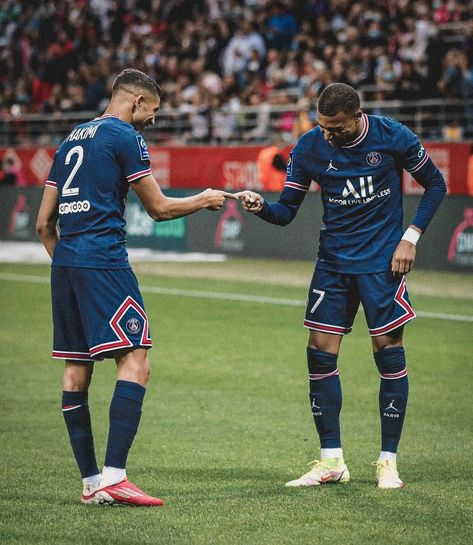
[62,145,84,197]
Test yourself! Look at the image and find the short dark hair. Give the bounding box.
[317,83,360,116]
[112,68,162,98]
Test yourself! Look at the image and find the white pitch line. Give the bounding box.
[1,272,472,323]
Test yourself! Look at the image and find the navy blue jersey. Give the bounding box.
[46,114,152,269]
[259,114,446,273]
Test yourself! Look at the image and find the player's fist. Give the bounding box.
[235,191,264,213]
[201,188,238,211]
[391,240,417,277]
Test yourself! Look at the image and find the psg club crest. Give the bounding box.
[126,317,142,334]
[366,151,382,166]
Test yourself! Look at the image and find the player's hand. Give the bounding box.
[391,240,417,277]
[234,190,264,213]
[201,188,238,211]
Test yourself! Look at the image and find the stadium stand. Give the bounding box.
[0,0,472,144]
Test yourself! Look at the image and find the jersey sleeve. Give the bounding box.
[257,144,311,226]
[396,124,429,174]
[116,128,152,183]
[395,123,446,232]
[45,155,58,189]
[284,146,312,192]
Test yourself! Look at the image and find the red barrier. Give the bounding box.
[1,143,471,194]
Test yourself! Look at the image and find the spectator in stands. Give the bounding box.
[0,157,18,186]
[256,134,287,192]
[0,0,471,139]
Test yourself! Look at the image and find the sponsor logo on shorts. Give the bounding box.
[59,200,91,214]
[126,317,141,334]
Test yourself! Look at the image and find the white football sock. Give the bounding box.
[82,473,101,488]
[321,448,343,460]
[99,466,126,488]
[379,451,397,462]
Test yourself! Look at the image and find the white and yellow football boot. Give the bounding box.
[285,458,350,487]
[374,459,405,489]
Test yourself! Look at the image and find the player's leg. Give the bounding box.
[51,266,101,503]
[101,347,150,487]
[359,272,415,488]
[286,270,357,487]
[96,347,163,506]
[62,360,101,502]
[371,328,408,488]
[70,267,162,505]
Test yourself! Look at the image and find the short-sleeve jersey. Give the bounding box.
[285,114,430,274]
[46,114,152,269]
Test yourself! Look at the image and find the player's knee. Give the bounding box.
[117,350,151,386]
[307,347,338,376]
[63,361,93,391]
[374,346,406,376]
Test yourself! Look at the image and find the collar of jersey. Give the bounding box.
[340,113,369,148]
[94,114,120,121]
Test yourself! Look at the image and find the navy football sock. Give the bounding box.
[104,380,146,469]
[307,348,342,449]
[374,347,409,453]
[62,391,99,479]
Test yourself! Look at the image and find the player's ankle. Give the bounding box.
[99,466,126,488]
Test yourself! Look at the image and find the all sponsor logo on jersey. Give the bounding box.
[329,176,391,206]
[136,135,150,161]
[366,151,382,166]
[59,200,91,214]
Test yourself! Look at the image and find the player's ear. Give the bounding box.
[355,110,363,121]
[135,95,145,109]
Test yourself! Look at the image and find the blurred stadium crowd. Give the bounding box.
[0,0,472,120]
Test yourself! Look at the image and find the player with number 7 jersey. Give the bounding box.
[239,83,446,489]
[36,68,236,507]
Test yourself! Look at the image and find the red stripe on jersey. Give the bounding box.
[408,153,429,173]
[127,169,152,182]
[285,181,308,192]
[45,180,57,189]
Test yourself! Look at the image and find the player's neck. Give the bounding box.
[348,114,365,143]
[103,99,133,125]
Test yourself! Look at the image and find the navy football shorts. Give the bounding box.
[51,267,152,361]
[304,268,416,337]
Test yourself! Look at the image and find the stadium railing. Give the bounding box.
[1,99,472,147]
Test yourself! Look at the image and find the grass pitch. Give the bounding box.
[0,260,472,545]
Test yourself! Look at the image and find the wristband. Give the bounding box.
[401,227,421,246]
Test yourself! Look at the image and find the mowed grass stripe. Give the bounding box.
[1,271,472,323]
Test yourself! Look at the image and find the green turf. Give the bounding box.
[0,262,472,545]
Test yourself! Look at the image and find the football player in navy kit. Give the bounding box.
[36,68,236,506]
[239,83,446,488]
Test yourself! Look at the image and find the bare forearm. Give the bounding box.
[152,194,206,221]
